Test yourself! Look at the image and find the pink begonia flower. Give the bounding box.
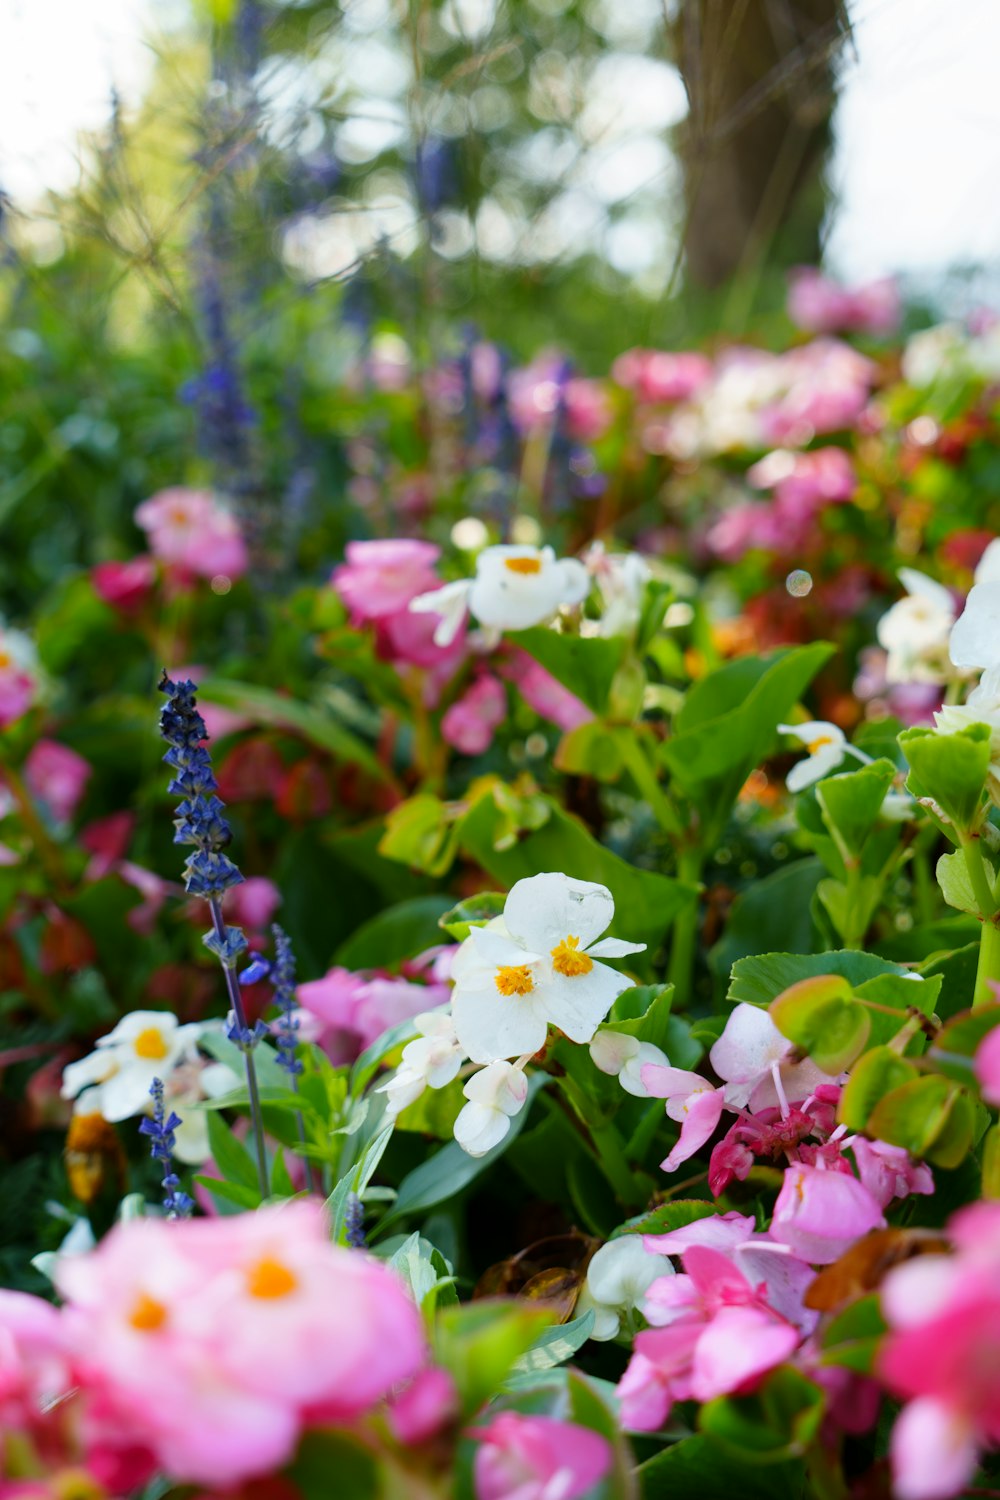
[770,1161,886,1264]
[81,812,135,880]
[377,604,467,674]
[297,967,448,1064]
[441,675,507,756]
[640,1065,726,1172]
[223,876,281,934]
[118,862,173,936]
[499,649,593,732]
[787,268,901,337]
[472,1411,612,1500]
[135,489,248,581]
[612,348,713,404]
[747,446,856,509]
[643,1212,818,1336]
[92,556,157,613]
[974,1023,1000,1106]
[849,1137,934,1211]
[0,1288,68,1445]
[332,539,442,624]
[618,1244,800,1430]
[0,629,39,730]
[56,1203,426,1487]
[25,740,91,824]
[507,361,613,442]
[387,1366,458,1445]
[760,340,874,445]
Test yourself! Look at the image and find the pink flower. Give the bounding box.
[770,1161,885,1264]
[56,1203,426,1487]
[472,1412,612,1500]
[975,1024,1000,1107]
[223,877,281,934]
[81,812,135,880]
[388,1366,458,1444]
[92,556,157,612]
[747,447,856,509]
[24,741,91,824]
[612,348,713,404]
[135,489,248,582]
[441,675,507,756]
[499,650,593,732]
[297,968,446,1063]
[0,630,38,731]
[0,1289,68,1448]
[618,1244,800,1430]
[849,1137,934,1211]
[760,340,874,445]
[118,862,172,935]
[507,361,612,442]
[787,268,900,337]
[332,540,442,624]
[640,1065,726,1172]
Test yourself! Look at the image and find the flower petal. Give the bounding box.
[661,1087,725,1172]
[890,1398,979,1500]
[452,983,548,1064]
[542,962,631,1044]
[504,872,614,955]
[587,936,646,958]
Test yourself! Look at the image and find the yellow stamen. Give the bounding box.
[129,1292,168,1332]
[247,1257,299,1299]
[0,651,10,670]
[551,935,593,978]
[806,735,834,754]
[504,556,542,575]
[495,964,534,996]
[133,1026,170,1061]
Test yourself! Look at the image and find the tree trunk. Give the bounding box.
[672,0,849,289]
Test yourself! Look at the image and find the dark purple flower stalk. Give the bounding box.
[157,671,268,1198]
[344,1191,366,1249]
[139,1078,195,1219]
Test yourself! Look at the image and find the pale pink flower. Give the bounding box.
[135,489,248,581]
[332,539,442,623]
[223,877,281,933]
[507,361,612,442]
[747,446,856,509]
[640,1065,726,1172]
[975,1024,1000,1107]
[787,268,900,337]
[441,675,507,756]
[388,1366,458,1444]
[472,1411,612,1500]
[618,1244,800,1430]
[0,629,39,730]
[297,967,447,1063]
[119,862,172,935]
[25,741,91,824]
[0,1289,68,1446]
[612,348,713,404]
[849,1137,934,1211]
[770,1161,886,1263]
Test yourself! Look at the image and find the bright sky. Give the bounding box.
[2,0,999,292]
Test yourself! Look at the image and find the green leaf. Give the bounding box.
[936,850,980,916]
[819,1294,887,1375]
[615,1198,717,1238]
[769,974,871,1073]
[899,722,992,832]
[709,859,823,978]
[438,891,507,941]
[379,794,460,876]
[385,1232,456,1312]
[662,644,834,834]
[193,1175,261,1210]
[816,758,898,861]
[926,1006,1000,1084]
[326,1124,394,1245]
[866,1075,970,1161]
[510,1310,596,1374]
[349,1018,419,1095]
[639,1437,804,1500]
[604,984,676,1053]
[509,628,627,713]
[838,1046,919,1130]
[433,1300,553,1418]
[199,677,391,784]
[459,792,696,954]
[554,721,626,780]
[334,894,454,968]
[205,1111,262,1198]
[728,949,916,1008]
[378,1074,547,1232]
[982,1124,1000,1198]
[286,1430,380,1500]
[699,1367,825,1464]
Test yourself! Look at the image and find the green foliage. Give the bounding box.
[769,974,871,1073]
[699,1367,825,1463]
[432,1301,554,1419]
[899,722,992,834]
[510,629,628,714]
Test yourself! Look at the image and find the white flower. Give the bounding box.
[876,569,956,684]
[450,873,645,1065]
[950,580,1000,673]
[589,1031,669,1097]
[61,1011,207,1124]
[411,545,590,646]
[166,1059,241,1163]
[901,323,966,387]
[778,721,851,791]
[584,543,651,638]
[576,1235,675,1341]
[936,666,1000,803]
[378,1011,465,1121]
[453,1060,528,1156]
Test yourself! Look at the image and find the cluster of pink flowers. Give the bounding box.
[787,268,901,337]
[1,1203,426,1489]
[708,446,857,561]
[296,948,454,1064]
[0,628,40,732]
[94,489,249,609]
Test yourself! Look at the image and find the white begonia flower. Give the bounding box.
[378,1011,465,1121]
[576,1235,675,1341]
[901,323,967,387]
[60,1011,206,1124]
[974,539,1000,587]
[936,666,1000,804]
[450,873,645,1065]
[876,569,956,685]
[589,1031,669,1097]
[410,544,590,647]
[950,581,1000,673]
[584,543,652,638]
[453,1059,528,1156]
[167,1059,242,1164]
[777,721,856,792]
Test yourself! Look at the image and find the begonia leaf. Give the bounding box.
[769,973,871,1072]
[899,722,991,833]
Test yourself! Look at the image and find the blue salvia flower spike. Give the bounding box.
[157,671,269,1199]
[269,924,316,1194]
[140,1079,195,1219]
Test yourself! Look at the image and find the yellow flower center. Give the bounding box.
[129,1292,168,1332]
[0,650,10,670]
[504,556,542,575]
[551,935,593,978]
[806,735,834,754]
[495,964,534,997]
[247,1256,299,1299]
[133,1026,170,1060]
[53,1468,106,1500]
[170,506,192,526]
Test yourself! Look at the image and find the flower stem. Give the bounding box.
[209,896,269,1197]
[668,848,704,1002]
[975,915,1000,1010]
